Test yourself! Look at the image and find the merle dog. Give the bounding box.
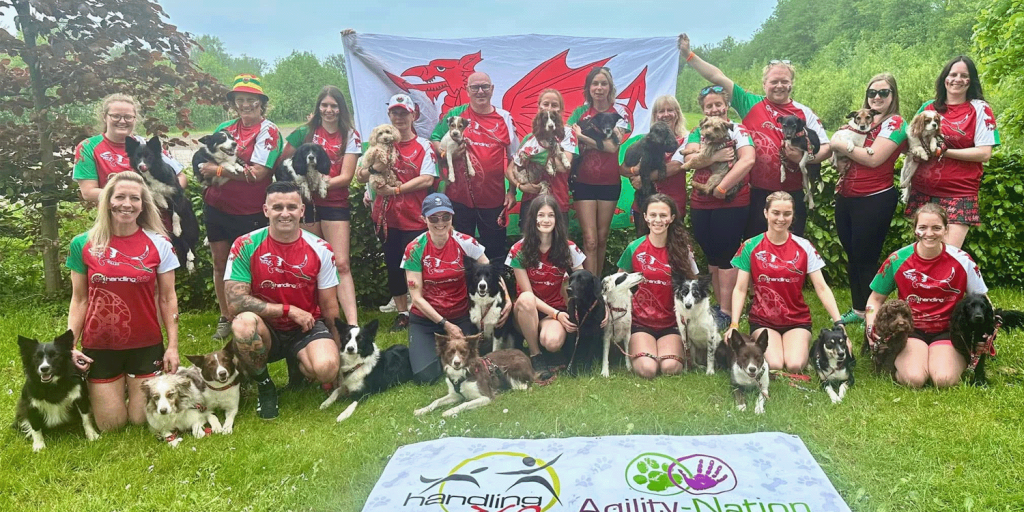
[565,269,606,375]
[624,121,679,212]
[777,115,821,208]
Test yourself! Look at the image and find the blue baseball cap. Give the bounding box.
[422,193,454,218]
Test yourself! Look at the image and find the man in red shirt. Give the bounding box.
[431,72,519,264]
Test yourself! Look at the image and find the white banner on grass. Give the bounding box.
[341,33,680,140]
[363,433,851,512]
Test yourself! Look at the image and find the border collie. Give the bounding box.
[276,142,331,202]
[465,258,512,354]
[777,115,821,209]
[414,333,536,418]
[714,330,770,414]
[601,272,645,377]
[811,326,854,403]
[623,121,680,212]
[439,116,475,183]
[126,135,200,272]
[319,319,414,422]
[15,330,100,452]
[831,108,877,176]
[673,274,721,375]
[141,372,209,447]
[900,111,943,202]
[195,131,246,187]
[183,340,240,434]
[565,269,606,375]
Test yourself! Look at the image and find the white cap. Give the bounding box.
[387,93,417,113]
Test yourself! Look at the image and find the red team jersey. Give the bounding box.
[567,104,633,186]
[731,233,825,328]
[514,127,579,212]
[73,134,184,187]
[506,239,586,310]
[286,126,362,208]
[66,229,179,350]
[225,228,339,332]
[402,231,486,319]
[911,100,1000,197]
[617,236,699,330]
[871,243,987,333]
[680,124,755,209]
[372,136,437,232]
[836,115,907,197]
[204,118,283,215]
[432,105,518,209]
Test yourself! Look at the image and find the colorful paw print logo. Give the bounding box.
[625,453,737,496]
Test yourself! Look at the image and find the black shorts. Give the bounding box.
[204,204,268,244]
[266,320,333,363]
[573,182,621,202]
[749,322,812,335]
[83,344,165,383]
[911,329,952,345]
[631,323,681,339]
[314,205,351,222]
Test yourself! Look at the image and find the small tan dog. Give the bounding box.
[414,333,537,418]
[439,116,475,183]
[830,108,877,176]
[360,124,400,191]
[900,111,943,201]
[686,116,738,198]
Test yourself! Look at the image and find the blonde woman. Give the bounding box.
[626,94,688,236]
[66,172,181,431]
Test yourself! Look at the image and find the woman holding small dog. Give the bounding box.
[66,172,181,431]
[509,89,578,227]
[904,56,999,249]
[507,195,586,372]
[679,34,830,238]
[864,203,989,388]
[617,194,699,379]
[282,85,361,327]
[830,73,907,325]
[569,66,632,277]
[673,85,756,331]
[625,95,689,236]
[403,193,511,383]
[728,191,844,373]
[194,75,283,341]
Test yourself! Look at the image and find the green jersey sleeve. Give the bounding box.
[286,125,309,148]
[730,83,763,119]
[566,104,588,126]
[71,135,103,181]
[431,104,468,141]
[65,232,89,274]
[730,234,763,272]
[616,237,646,271]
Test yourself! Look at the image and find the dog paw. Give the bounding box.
[441,409,459,418]
[754,404,765,415]
[413,407,429,417]
[736,404,747,412]
[319,400,331,410]
[601,369,610,378]
[86,430,101,442]
[192,426,206,439]
[210,424,223,434]
[830,395,842,404]
[32,441,46,452]
[705,368,715,376]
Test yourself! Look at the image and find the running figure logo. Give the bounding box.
[754,250,803,275]
[259,253,312,280]
[97,246,153,273]
[902,268,961,294]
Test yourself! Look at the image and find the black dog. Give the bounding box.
[193,131,247,187]
[564,269,606,375]
[126,135,200,272]
[623,121,679,212]
[571,112,623,187]
[811,326,854,403]
[776,115,821,209]
[15,330,100,452]
[950,294,1024,385]
[276,143,332,203]
[465,257,513,356]
[319,319,414,422]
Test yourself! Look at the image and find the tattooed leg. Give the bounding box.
[231,313,271,375]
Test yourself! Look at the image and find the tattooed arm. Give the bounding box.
[226,280,281,319]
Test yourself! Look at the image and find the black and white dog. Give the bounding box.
[276,142,332,203]
[15,330,100,452]
[777,115,821,209]
[673,274,721,375]
[565,269,606,375]
[126,135,200,272]
[601,272,645,377]
[319,319,414,422]
[465,257,512,354]
[811,326,854,403]
[194,131,247,187]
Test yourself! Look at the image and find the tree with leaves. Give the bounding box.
[974,0,1023,143]
[0,0,226,294]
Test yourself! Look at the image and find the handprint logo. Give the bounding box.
[679,458,728,490]
[667,454,738,496]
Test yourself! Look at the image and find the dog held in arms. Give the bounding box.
[601,271,645,377]
[439,115,475,183]
[319,319,414,422]
[623,121,680,212]
[950,293,1024,386]
[275,142,331,202]
[686,116,742,200]
[126,135,200,272]
[360,124,400,191]
[868,299,913,378]
[811,326,854,403]
[673,274,721,375]
[15,330,100,452]
[565,269,606,375]
[830,108,878,177]
[514,110,569,194]
[414,333,537,418]
[570,111,623,182]
[714,330,770,414]
[777,114,821,208]
[194,130,247,187]
[899,110,943,202]
[465,257,512,354]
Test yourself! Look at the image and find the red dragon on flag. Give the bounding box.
[386,50,648,138]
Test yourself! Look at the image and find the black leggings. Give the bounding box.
[380,228,424,298]
[452,201,507,264]
[691,206,749,268]
[745,187,807,238]
[835,188,898,310]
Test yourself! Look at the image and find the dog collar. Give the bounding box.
[206,381,240,392]
[342,363,364,377]
[193,403,207,413]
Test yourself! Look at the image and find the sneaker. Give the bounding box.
[256,383,279,420]
[391,313,410,332]
[715,311,732,332]
[379,297,397,313]
[840,308,865,325]
[530,353,554,380]
[212,316,232,340]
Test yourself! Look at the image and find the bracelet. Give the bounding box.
[437,318,447,328]
[282,304,290,318]
[716,185,727,195]
[395,184,402,195]
[686,51,695,62]
[216,165,223,177]
[729,322,739,330]
[554,311,565,321]
[630,166,639,176]
[440,150,447,159]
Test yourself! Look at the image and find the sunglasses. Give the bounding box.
[699,85,725,97]
[866,89,892,99]
[467,84,493,92]
[427,213,452,223]
[769,59,791,65]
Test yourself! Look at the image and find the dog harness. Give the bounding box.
[966,315,1001,374]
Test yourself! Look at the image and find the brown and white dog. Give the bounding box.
[868,299,914,378]
[714,330,770,414]
[687,116,739,199]
[831,108,878,176]
[141,372,210,447]
[439,116,476,183]
[182,341,240,435]
[361,124,400,191]
[900,111,943,201]
[414,333,536,418]
[514,110,567,195]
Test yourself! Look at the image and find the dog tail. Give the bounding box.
[996,309,1024,330]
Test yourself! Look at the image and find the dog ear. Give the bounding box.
[776,116,784,125]
[198,134,211,145]
[434,333,449,354]
[754,329,770,353]
[139,379,152,397]
[222,339,235,356]
[362,319,380,339]
[178,373,203,395]
[17,335,38,354]
[146,135,162,154]
[54,329,76,351]
[184,354,204,367]
[464,334,482,355]
[847,111,858,119]
[728,330,746,352]
[124,136,140,153]
[869,109,881,116]
[697,274,713,290]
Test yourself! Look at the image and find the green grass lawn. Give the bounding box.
[2,288,1023,511]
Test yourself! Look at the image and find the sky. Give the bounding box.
[153,0,777,64]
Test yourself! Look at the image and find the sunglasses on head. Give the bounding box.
[427,213,452,223]
[769,59,791,65]
[866,89,892,99]
[699,85,725,97]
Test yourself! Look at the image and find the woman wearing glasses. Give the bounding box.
[281,86,361,327]
[672,85,755,330]
[568,66,632,277]
[403,193,511,384]
[678,34,830,238]
[903,56,999,249]
[73,93,186,203]
[193,74,284,341]
[828,74,907,325]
